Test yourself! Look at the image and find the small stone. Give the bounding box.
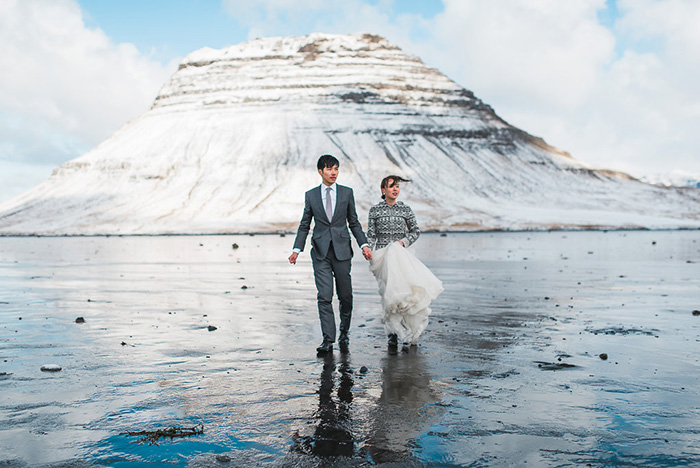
[440,233,447,237]
[692,310,700,316]
[241,285,248,289]
[75,317,85,323]
[359,366,368,374]
[208,325,218,332]
[232,243,239,249]
[216,454,231,463]
[599,353,608,360]
[121,341,127,346]
[41,364,62,372]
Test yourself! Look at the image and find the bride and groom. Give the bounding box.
[288,154,443,354]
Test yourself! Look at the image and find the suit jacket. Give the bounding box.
[293,184,368,261]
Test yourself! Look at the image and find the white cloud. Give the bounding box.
[3,0,699,204]
[0,0,175,201]
[415,0,700,177]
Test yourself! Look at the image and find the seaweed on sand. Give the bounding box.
[121,424,204,445]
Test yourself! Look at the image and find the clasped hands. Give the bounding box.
[289,246,373,264]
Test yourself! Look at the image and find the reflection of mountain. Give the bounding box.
[365,350,440,463]
[291,354,355,458]
[1,32,699,235]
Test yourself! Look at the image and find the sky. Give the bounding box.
[1,0,699,203]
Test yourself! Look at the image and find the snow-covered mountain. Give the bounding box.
[1,32,699,235]
[640,171,700,188]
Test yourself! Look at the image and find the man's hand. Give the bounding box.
[362,246,372,261]
[288,252,298,264]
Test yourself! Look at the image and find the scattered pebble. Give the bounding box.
[232,243,239,249]
[599,353,608,360]
[208,325,218,332]
[359,366,368,373]
[241,285,248,289]
[692,310,700,316]
[40,364,62,372]
[216,454,231,463]
[75,317,85,324]
[121,341,127,346]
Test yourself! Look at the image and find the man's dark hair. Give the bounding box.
[317,154,340,170]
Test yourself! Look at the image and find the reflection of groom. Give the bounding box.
[289,154,372,354]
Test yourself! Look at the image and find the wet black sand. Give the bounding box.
[1,231,699,466]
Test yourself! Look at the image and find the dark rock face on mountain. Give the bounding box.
[0,33,698,234]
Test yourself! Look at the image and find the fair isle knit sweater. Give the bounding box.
[366,201,420,250]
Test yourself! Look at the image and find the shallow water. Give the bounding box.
[1,231,699,467]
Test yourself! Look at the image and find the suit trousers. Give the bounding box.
[312,244,353,343]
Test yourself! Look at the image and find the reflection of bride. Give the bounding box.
[367,176,443,348]
[365,350,439,463]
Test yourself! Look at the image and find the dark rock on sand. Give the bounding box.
[359,366,368,373]
[216,454,231,463]
[599,353,609,360]
[232,243,239,249]
[535,361,578,370]
[208,325,218,331]
[692,310,700,316]
[41,364,62,372]
[75,317,85,323]
[587,326,656,336]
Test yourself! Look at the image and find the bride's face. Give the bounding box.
[383,180,400,202]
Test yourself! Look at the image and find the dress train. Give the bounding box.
[369,242,443,344]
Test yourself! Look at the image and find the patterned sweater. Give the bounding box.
[367,201,420,250]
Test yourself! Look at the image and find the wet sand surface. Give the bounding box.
[1,231,699,467]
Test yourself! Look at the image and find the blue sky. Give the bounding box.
[78,0,447,63]
[1,0,699,203]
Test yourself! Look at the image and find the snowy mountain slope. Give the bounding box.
[1,33,699,235]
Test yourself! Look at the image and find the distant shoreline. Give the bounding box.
[1,227,699,238]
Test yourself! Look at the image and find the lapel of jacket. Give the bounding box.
[331,185,345,224]
[312,185,331,224]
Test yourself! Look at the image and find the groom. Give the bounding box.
[289,154,372,354]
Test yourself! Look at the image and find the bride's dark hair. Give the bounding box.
[380,175,411,199]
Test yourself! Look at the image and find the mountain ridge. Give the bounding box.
[1,32,698,235]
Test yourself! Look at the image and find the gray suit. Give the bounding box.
[293,184,368,343]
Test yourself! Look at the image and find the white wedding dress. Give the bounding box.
[369,242,444,344]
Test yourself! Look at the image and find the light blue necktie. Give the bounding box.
[325,187,333,222]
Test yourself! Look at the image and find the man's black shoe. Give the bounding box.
[338,334,349,345]
[316,341,333,354]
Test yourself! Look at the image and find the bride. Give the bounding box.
[366,176,443,349]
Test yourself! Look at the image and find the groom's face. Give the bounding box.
[319,164,339,186]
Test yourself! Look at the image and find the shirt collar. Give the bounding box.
[321,183,337,191]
